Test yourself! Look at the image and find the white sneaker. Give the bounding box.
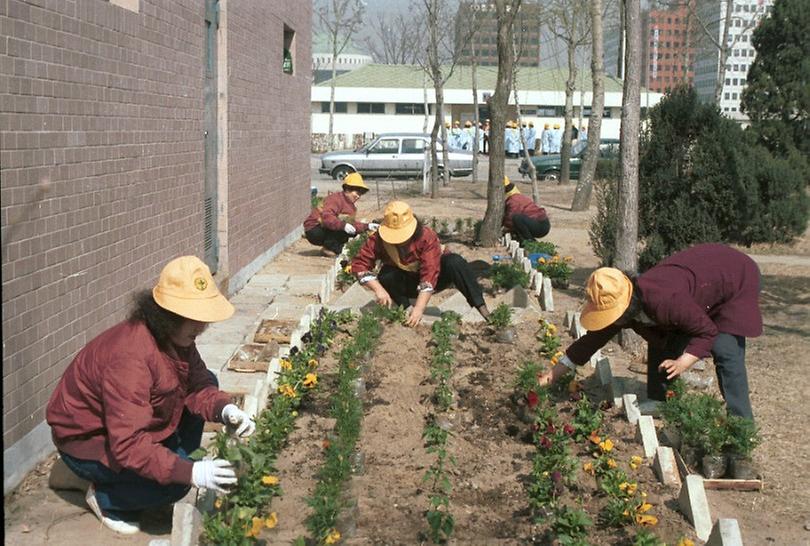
[85,484,141,535]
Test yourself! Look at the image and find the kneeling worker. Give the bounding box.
[351,201,491,327]
[46,256,255,535]
[503,177,550,245]
[303,172,377,257]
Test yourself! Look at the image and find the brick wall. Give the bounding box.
[226,1,312,276]
[1,0,311,465]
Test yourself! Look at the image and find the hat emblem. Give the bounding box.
[194,277,208,291]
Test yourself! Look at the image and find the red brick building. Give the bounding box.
[1,0,311,492]
[643,4,695,93]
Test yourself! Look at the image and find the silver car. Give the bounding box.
[319,133,474,180]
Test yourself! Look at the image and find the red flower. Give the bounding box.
[666,390,676,399]
[546,422,556,435]
[570,391,583,402]
[539,436,553,449]
[527,390,539,409]
[563,424,575,436]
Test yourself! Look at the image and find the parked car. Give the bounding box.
[518,138,621,181]
[319,133,474,180]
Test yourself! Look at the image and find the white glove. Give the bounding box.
[367,222,380,231]
[343,223,357,235]
[221,404,256,437]
[191,459,237,493]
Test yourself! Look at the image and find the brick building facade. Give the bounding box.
[1,0,311,492]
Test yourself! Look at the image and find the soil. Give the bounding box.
[4,157,809,545]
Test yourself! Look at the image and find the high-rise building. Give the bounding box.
[455,1,543,67]
[692,0,772,120]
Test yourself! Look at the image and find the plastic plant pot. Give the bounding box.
[701,453,727,478]
[495,327,516,344]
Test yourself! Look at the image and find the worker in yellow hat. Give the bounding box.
[46,256,253,534]
[549,123,563,153]
[540,123,551,154]
[502,177,550,245]
[303,172,377,257]
[351,201,491,326]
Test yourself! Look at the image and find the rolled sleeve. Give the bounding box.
[351,235,379,280]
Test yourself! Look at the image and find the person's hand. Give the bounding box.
[374,288,392,307]
[406,306,425,327]
[367,222,380,231]
[536,370,554,386]
[222,404,256,437]
[191,460,237,493]
[343,223,357,235]
[658,357,694,380]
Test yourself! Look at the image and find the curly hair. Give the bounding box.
[128,289,185,351]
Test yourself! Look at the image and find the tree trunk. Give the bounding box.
[571,0,605,212]
[512,69,540,203]
[560,41,576,185]
[423,71,430,133]
[713,0,734,104]
[430,100,442,198]
[615,0,641,273]
[480,0,516,246]
[617,0,625,79]
[472,63,480,184]
[328,40,338,150]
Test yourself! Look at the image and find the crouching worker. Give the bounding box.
[502,177,550,245]
[46,256,255,535]
[303,172,378,257]
[537,243,762,422]
[351,200,491,327]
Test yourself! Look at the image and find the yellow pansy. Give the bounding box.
[547,323,557,334]
[214,497,223,509]
[607,458,617,469]
[630,455,643,470]
[635,514,658,526]
[303,373,318,388]
[280,359,292,371]
[278,384,297,398]
[637,502,653,514]
[619,481,638,496]
[598,439,614,453]
[265,512,278,529]
[676,539,695,546]
[324,529,341,544]
[583,462,595,475]
[308,358,319,368]
[246,516,263,537]
[261,475,279,486]
[588,432,601,445]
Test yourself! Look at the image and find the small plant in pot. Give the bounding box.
[699,417,730,479]
[489,303,515,343]
[535,255,573,289]
[489,262,530,292]
[725,415,761,479]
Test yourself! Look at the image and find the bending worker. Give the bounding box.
[502,177,550,245]
[538,243,762,420]
[303,172,377,257]
[46,256,255,535]
[351,201,491,327]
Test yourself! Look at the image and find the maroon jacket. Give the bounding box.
[46,320,230,485]
[567,244,762,364]
[503,193,548,230]
[303,191,368,232]
[351,227,447,290]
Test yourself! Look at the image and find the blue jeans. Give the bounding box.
[61,408,206,521]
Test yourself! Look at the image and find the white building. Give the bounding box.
[312,64,664,140]
[693,0,772,120]
[312,32,373,84]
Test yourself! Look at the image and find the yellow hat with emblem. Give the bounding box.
[153,256,234,322]
[379,201,418,245]
[503,176,520,197]
[342,172,369,192]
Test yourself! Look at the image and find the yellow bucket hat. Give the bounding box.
[379,201,418,245]
[580,268,633,331]
[503,176,520,197]
[342,172,369,192]
[153,256,234,322]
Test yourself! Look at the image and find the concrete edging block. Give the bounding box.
[540,277,554,311]
[706,518,744,546]
[171,501,203,546]
[623,393,641,424]
[653,446,681,487]
[678,474,713,541]
[635,415,659,458]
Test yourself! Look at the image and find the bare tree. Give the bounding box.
[317,0,365,150]
[545,0,591,185]
[364,12,425,64]
[511,56,541,205]
[614,0,641,273]
[571,0,606,211]
[479,0,522,247]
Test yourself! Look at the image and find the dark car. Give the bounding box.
[518,138,620,181]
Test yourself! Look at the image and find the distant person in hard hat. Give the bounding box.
[460,120,473,150]
[527,122,537,156]
[538,243,762,423]
[502,177,550,245]
[451,121,464,149]
[351,201,491,327]
[550,123,563,153]
[540,123,551,154]
[482,119,490,155]
[579,124,588,141]
[505,121,521,158]
[46,256,255,535]
[303,172,377,257]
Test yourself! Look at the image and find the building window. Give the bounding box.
[733,78,738,85]
[283,25,295,75]
[520,107,537,116]
[733,64,739,71]
[322,102,348,113]
[732,92,738,99]
[357,102,385,114]
[395,103,425,115]
[724,92,730,100]
[725,78,731,85]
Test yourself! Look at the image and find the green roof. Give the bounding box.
[312,32,369,56]
[316,64,628,93]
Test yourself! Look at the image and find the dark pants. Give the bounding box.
[483,135,489,154]
[511,215,551,244]
[377,253,486,310]
[647,332,753,419]
[305,226,350,254]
